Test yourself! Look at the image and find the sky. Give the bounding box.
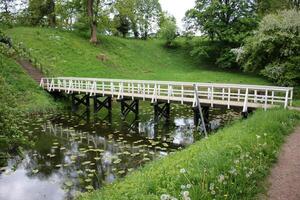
[159,0,196,31]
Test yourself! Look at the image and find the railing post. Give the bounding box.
[211,86,214,107]
[290,88,293,107]
[181,84,184,104]
[227,88,231,109]
[284,90,289,108]
[242,88,249,113]
[264,90,268,111]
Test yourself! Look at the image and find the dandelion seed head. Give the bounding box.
[160,194,170,200]
[180,168,186,174]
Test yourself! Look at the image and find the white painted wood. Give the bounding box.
[40,77,293,110]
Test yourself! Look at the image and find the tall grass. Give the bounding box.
[80,109,300,200]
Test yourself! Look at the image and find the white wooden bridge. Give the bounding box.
[40,77,293,113]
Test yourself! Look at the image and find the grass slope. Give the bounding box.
[0,53,56,112]
[5,27,268,85]
[81,109,300,200]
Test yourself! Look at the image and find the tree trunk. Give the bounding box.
[87,0,97,44]
[90,22,97,43]
[47,0,56,27]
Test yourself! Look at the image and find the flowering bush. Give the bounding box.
[241,9,300,86]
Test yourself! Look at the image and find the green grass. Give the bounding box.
[5,27,268,85]
[0,53,56,112]
[80,109,300,200]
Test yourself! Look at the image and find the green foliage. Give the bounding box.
[0,52,56,112]
[135,0,161,39]
[80,109,300,200]
[5,27,268,85]
[186,0,258,43]
[257,0,299,16]
[158,13,178,47]
[241,10,300,86]
[0,76,29,166]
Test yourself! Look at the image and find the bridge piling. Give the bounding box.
[93,96,112,113]
[153,102,170,122]
[119,98,139,120]
[193,106,210,129]
[71,94,90,113]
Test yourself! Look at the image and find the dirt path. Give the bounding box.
[17,59,43,83]
[266,126,300,200]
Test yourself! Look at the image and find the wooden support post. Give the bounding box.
[93,96,112,113]
[153,102,170,122]
[71,93,91,119]
[119,98,139,120]
[193,106,209,130]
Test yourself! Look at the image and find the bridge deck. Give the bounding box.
[40,77,293,112]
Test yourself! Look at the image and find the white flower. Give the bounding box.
[218,174,225,183]
[183,191,189,197]
[256,135,261,139]
[181,185,186,190]
[180,168,186,174]
[186,184,192,189]
[209,183,215,190]
[160,194,170,200]
[234,159,240,164]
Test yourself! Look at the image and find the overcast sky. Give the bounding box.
[159,0,196,31]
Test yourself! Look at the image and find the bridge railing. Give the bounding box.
[40,77,293,111]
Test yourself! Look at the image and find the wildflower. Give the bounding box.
[186,184,192,189]
[183,191,189,197]
[229,167,237,175]
[264,133,267,136]
[218,174,225,183]
[180,168,186,174]
[234,159,239,164]
[181,185,186,190]
[209,183,215,191]
[211,190,216,195]
[160,194,170,200]
[256,135,261,139]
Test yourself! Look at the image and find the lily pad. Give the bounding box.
[113,159,122,164]
[64,181,73,187]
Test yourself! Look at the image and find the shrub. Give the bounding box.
[241,10,300,86]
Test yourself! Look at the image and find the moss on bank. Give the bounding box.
[80,109,300,200]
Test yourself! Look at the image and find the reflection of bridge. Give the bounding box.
[40,77,293,122]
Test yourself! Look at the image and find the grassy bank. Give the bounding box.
[0,53,56,112]
[80,109,300,200]
[5,27,268,85]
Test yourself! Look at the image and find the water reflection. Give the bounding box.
[0,104,241,200]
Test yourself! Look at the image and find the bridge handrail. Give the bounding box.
[40,77,294,111]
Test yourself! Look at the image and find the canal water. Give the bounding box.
[0,103,241,200]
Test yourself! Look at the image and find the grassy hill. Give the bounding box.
[5,27,268,85]
[0,54,56,112]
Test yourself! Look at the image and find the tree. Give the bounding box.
[186,0,258,43]
[256,0,299,16]
[240,10,300,86]
[28,0,56,26]
[159,13,178,47]
[113,0,136,37]
[135,0,161,39]
[113,14,131,37]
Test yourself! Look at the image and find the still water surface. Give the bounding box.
[0,103,240,200]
